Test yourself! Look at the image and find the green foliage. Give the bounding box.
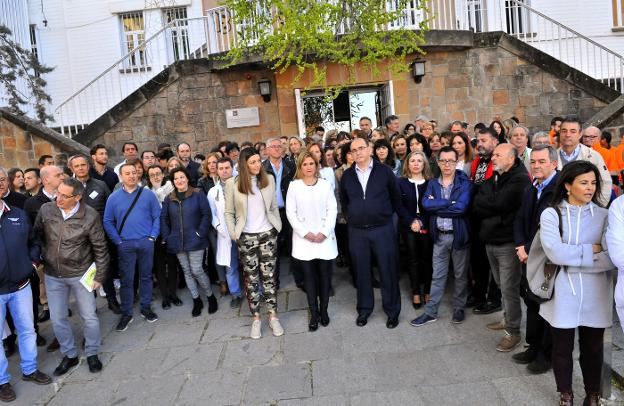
[220,0,428,97]
[0,24,54,124]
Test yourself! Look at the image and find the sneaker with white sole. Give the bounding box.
[250,319,262,339]
[269,317,284,337]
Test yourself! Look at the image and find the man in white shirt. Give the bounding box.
[113,142,139,177]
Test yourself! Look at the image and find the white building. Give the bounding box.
[0,0,622,135]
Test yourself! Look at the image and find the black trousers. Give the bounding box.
[278,208,303,287]
[349,223,400,319]
[520,271,551,359]
[469,217,501,304]
[153,238,178,299]
[404,231,433,296]
[301,259,333,318]
[551,326,604,394]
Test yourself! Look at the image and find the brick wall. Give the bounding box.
[0,109,89,169]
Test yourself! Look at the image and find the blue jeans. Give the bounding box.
[425,233,470,318]
[0,285,37,384]
[45,275,101,357]
[118,238,154,315]
[226,243,241,298]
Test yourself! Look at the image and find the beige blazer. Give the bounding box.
[224,175,282,240]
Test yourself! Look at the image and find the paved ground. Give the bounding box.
[5,261,615,405]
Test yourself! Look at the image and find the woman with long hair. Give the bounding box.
[146,165,181,309]
[403,123,416,136]
[490,120,506,144]
[374,139,401,176]
[7,168,25,194]
[224,148,283,339]
[198,152,220,195]
[397,151,434,309]
[285,136,304,167]
[420,121,434,141]
[451,132,474,175]
[166,157,185,175]
[392,134,408,162]
[428,133,443,178]
[538,161,614,405]
[161,167,217,317]
[307,142,336,189]
[286,151,337,331]
[406,133,432,157]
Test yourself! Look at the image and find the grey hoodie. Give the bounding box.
[539,201,615,329]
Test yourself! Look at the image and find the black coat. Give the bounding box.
[82,177,110,217]
[3,190,27,210]
[24,189,52,225]
[186,160,201,188]
[396,177,430,232]
[263,158,295,208]
[513,172,559,252]
[472,158,531,244]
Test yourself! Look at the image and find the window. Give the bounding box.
[120,12,147,69]
[163,7,190,60]
[614,0,624,28]
[29,25,40,77]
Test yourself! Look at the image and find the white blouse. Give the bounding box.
[286,178,338,261]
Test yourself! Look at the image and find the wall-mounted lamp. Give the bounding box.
[258,78,272,102]
[411,59,426,83]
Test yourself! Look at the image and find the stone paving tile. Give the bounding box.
[46,380,118,406]
[312,354,377,396]
[372,350,455,389]
[287,289,309,311]
[146,319,207,349]
[200,316,254,343]
[283,328,343,363]
[350,389,426,406]
[110,374,186,405]
[243,363,312,403]
[157,343,223,375]
[98,347,169,381]
[278,394,349,406]
[221,335,282,372]
[417,382,504,406]
[176,371,246,405]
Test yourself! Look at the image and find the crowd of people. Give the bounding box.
[1,113,624,405]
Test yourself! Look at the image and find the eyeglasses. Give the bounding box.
[149,173,163,178]
[57,192,77,200]
[438,159,457,166]
[268,145,282,149]
[350,146,368,153]
[0,177,6,184]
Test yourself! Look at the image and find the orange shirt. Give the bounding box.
[593,144,620,172]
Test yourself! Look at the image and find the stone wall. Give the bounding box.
[81,32,622,160]
[0,108,89,169]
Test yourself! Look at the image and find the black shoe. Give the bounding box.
[86,355,102,373]
[230,297,242,309]
[527,356,551,374]
[412,295,423,310]
[46,338,59,352]
[107,299,122,315]
[465,296,478,308]
[472,302,502,315]
[192,297,203,317]
[161,299,171,310]
[116,315,133,332]
[309,317,319,332]
[320,310,330,327]
[372,279,381,289]
[3,341,15,358]
[0,383,15,402]
[140,309,158,323]
[511,348,537,365]
[386,317,399,329]
[356,315,368,327]
[169,295,183,306]
[37,309,50,323]
[67,308,72,317]
[53,356,79,376]
[36,334,46,347]
[207,294,218,314]
[451,309,465,324]
[21,370,51,385]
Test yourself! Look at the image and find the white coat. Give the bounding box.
[286,178,338,261]
[606,195,624,325]
[207,182,232,268]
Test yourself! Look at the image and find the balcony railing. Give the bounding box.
[54,0,624,138]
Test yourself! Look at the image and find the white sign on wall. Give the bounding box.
[225,107,260,128]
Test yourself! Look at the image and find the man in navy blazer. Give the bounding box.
[339,137,402,329]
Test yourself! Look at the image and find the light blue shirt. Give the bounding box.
[60,202,80,221]
[355,159,374,195]
[559,144,581,165]
[534,170,557,200]
[436,177,454,231]
[271,160,284,208]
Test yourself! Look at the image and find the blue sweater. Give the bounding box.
[0,205,39,294]
[103,186,161,244]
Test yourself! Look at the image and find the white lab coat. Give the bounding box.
[207,183,232,267]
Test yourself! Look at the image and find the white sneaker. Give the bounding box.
[250,319,262,339]
[269,317,284,337]
[98,287,107,297]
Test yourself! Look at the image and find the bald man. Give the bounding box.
[583,126,620,185]
[473,144,531,353]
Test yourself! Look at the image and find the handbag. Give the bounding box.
[526,206,565,304]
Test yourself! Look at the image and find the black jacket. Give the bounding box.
[82,177,111,217]
[396,177,430,232]
[339,160,401,228]
[3,190,27,209]
[513,172,559,252]
[186,160,201,188]
[197,176,216,196]
[24,188,52,225]
[0,205,39,294]
[263,158,295,208]
[472,158,531,244]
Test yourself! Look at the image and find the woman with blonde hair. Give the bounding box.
[286,151,337,331]
[224,148,283,339]
[285,136,304,167]
[166,157,185,175]
[397,151,434,309]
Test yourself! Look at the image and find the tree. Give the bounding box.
[220,0,428,97]
[0,24,54,123]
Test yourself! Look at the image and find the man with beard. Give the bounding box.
[89,145,119,192]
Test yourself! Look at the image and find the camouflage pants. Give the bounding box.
[238,229,278,316]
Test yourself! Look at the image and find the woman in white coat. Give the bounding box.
[286,150,338,331]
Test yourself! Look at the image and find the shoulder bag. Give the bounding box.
[117,186,144,235]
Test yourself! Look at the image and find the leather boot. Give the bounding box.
[191,297,203,317]
[559,392,573,406]
[583,392,600,406]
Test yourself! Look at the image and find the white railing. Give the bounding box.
[55,0,624,138]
